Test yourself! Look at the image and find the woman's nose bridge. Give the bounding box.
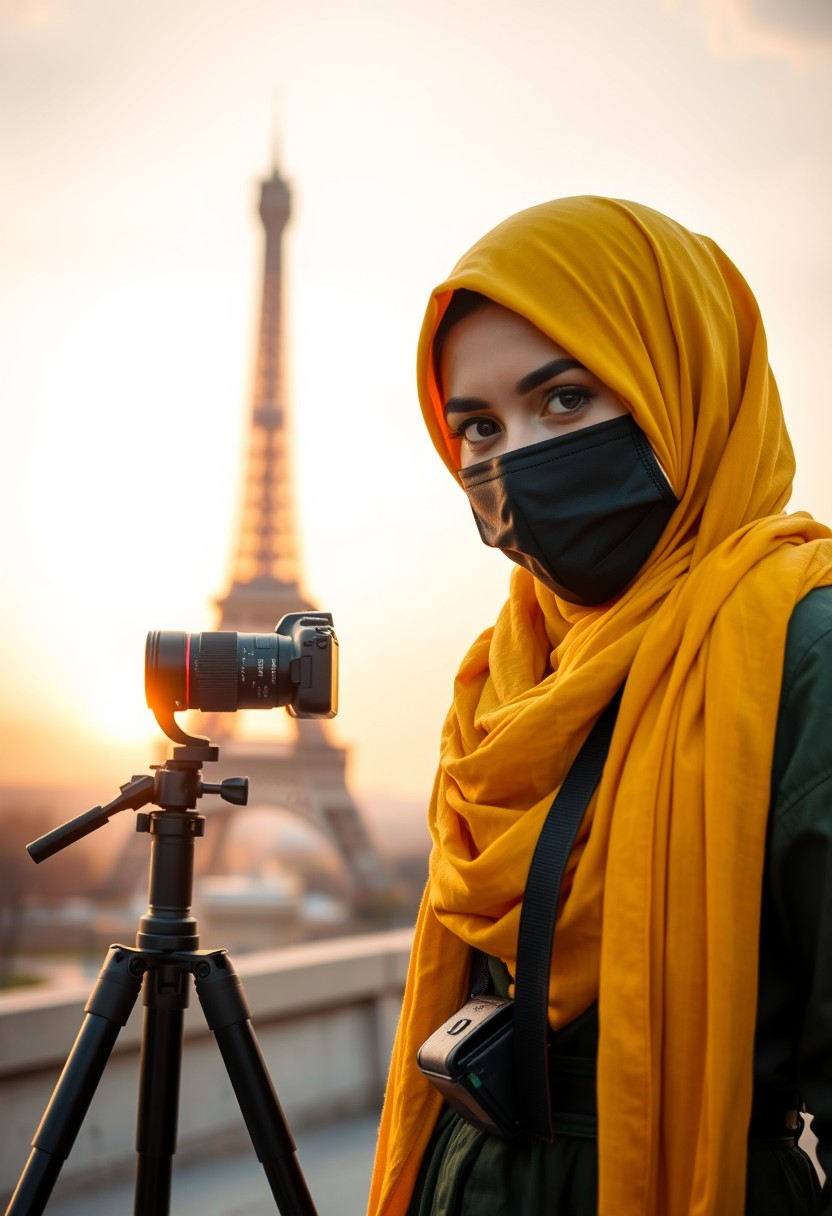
[505,413,543,454]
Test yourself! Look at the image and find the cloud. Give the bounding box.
[669,0,832,61]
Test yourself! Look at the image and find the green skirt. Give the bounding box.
[407,1106,821,1216]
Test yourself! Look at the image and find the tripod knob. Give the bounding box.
[201,776,249,807]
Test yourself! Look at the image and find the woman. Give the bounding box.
[367,197,832,1215]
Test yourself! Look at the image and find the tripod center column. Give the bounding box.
[136,810,205,952]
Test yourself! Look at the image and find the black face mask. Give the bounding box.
[458,414,679,606]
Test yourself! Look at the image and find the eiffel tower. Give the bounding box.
[103,164,390,908]
[196,163,391,906]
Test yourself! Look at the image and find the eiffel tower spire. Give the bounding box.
[218,166,311,631]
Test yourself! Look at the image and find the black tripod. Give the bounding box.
[6,737,319,1216]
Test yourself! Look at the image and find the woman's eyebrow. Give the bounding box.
[443,357,588,420]
[444,397,486,421]
[515,357,585,395]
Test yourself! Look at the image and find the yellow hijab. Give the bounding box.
[368,197,832,1216]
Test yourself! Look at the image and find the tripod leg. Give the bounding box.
[133,962,189,1216]
[6,947,144,1216]
[193,952,319,1216]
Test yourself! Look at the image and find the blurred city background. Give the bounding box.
[1,0,830,1210]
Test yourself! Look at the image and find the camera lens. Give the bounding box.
[145,613,337,725]
[145,631,290,713]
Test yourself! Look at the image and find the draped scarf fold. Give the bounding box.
[367,197,832,1216]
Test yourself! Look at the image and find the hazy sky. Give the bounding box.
[1,0,830,815]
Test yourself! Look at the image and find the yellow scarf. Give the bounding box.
[367,198,832,1216]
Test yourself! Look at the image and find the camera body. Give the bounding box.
[145,611,338,723]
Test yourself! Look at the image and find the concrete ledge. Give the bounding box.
[0,928,413,1202]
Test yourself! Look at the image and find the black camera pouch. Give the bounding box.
[416,995,518,1138]
[416,690,622,1142]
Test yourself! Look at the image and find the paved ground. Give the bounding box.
[43,1113,378,1216]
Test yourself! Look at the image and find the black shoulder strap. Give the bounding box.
[513,689,622,1140]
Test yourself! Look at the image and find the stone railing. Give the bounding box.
[0,929,412,1204]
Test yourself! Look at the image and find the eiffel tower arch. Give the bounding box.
[197,164,391,908]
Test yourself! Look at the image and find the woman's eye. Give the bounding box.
[544,386,593,414]
[459,417,500,443]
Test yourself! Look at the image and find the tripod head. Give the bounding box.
[26,738,248,864]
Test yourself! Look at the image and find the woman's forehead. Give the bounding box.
[438,301,576,393]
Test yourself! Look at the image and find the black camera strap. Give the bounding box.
[513,688,623,1140]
